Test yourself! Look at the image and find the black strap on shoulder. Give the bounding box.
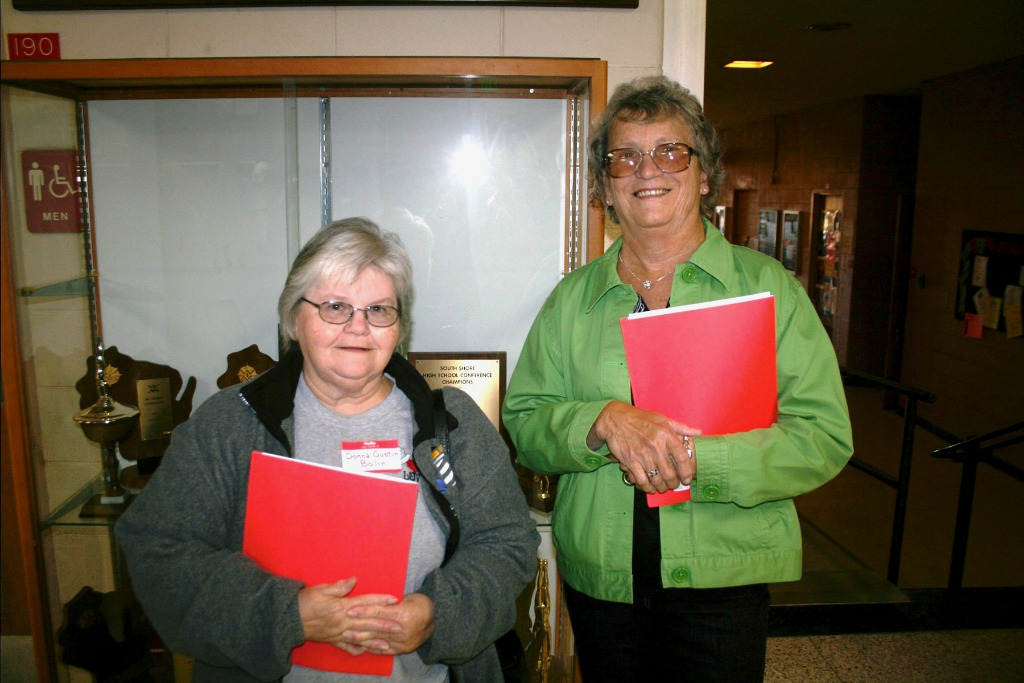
[431,388,518,671]
[430,388,460,566]
[432,387,450,454]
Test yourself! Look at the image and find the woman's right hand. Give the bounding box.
[297,578,400,655]
[588,400,698,493]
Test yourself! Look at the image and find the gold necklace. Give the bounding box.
[618,254,673,290]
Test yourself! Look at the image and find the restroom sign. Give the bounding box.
[21,150,82,233]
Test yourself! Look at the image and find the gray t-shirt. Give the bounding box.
[285,374,448,683]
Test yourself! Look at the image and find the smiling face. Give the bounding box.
[603,115,708,239]
[295,265,402,411]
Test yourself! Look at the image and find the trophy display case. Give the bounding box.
[2,57,604,681]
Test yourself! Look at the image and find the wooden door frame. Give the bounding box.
[1,160,57,681]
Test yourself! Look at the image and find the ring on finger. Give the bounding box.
[622,471,634,486]
[647,467,659,478]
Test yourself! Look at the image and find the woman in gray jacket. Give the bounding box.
[116,218,539,682]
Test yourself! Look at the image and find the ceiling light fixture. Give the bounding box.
[724,61,774,69]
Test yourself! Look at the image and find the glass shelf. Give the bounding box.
[39,475,131,529]
[20,275,92,297]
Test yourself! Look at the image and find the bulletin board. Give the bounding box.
[956,230,1024,337]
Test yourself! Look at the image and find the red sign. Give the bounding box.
[21,150,83,233]
[7,33,61,61]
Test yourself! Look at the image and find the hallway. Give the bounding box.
[762,381,1024,681]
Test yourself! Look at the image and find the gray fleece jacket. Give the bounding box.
[115,349,539,682]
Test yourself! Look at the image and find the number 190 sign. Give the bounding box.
[7,33,62,61]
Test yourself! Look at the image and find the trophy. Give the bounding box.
[74,340,140,515]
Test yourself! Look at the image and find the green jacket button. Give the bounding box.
[671,567,690,584]
[584,456,603,468]
[681,266,698,283]
[702,485,721,500]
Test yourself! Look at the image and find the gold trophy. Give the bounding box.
[525,558,552,683]
[74,340,139,515]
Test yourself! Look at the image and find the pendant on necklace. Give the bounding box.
[619,253,671,291]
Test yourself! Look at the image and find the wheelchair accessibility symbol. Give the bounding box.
[28,161,79,200]
[21,149,82,233]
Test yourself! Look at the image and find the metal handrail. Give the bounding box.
[840,367,936,584]
[931,421,1024,588]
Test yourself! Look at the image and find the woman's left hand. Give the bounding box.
[342,592,436,655]
[589,400,698,493]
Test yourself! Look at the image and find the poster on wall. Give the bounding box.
[781,210,799,273]
[714,206,727,234]
[816,209,842,326]
[758,209,778,259]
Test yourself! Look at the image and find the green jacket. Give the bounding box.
[503,223,853,603]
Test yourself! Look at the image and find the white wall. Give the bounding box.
[1,0,707,98]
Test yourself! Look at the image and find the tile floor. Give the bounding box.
[766,629,1024,682]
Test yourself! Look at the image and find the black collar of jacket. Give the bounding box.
[239,346,456,455]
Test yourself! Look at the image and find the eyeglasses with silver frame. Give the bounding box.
[603,142,698,177]
[300,297,401,327]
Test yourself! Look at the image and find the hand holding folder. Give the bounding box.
[242,451,418,675]
[620,293,778,507]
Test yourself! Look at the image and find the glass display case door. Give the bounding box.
[2,57,605,682]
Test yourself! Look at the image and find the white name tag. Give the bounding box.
[341,440,402,473]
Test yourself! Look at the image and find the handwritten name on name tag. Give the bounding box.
[341,440,402,473]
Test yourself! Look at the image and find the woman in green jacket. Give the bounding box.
[503,76,853,682]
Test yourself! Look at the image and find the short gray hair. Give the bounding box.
[278,217,413,351]
[589,75,724,223]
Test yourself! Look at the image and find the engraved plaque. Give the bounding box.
[408,353,504,432]
[136,377,174,441]
[407,351,555,510]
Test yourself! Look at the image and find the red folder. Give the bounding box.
[242,450,418,675]
[620,293,778,507]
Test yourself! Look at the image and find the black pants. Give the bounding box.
[563,582,770,683]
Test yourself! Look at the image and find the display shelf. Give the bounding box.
[19,276,92,297]
[39,474,126,529]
